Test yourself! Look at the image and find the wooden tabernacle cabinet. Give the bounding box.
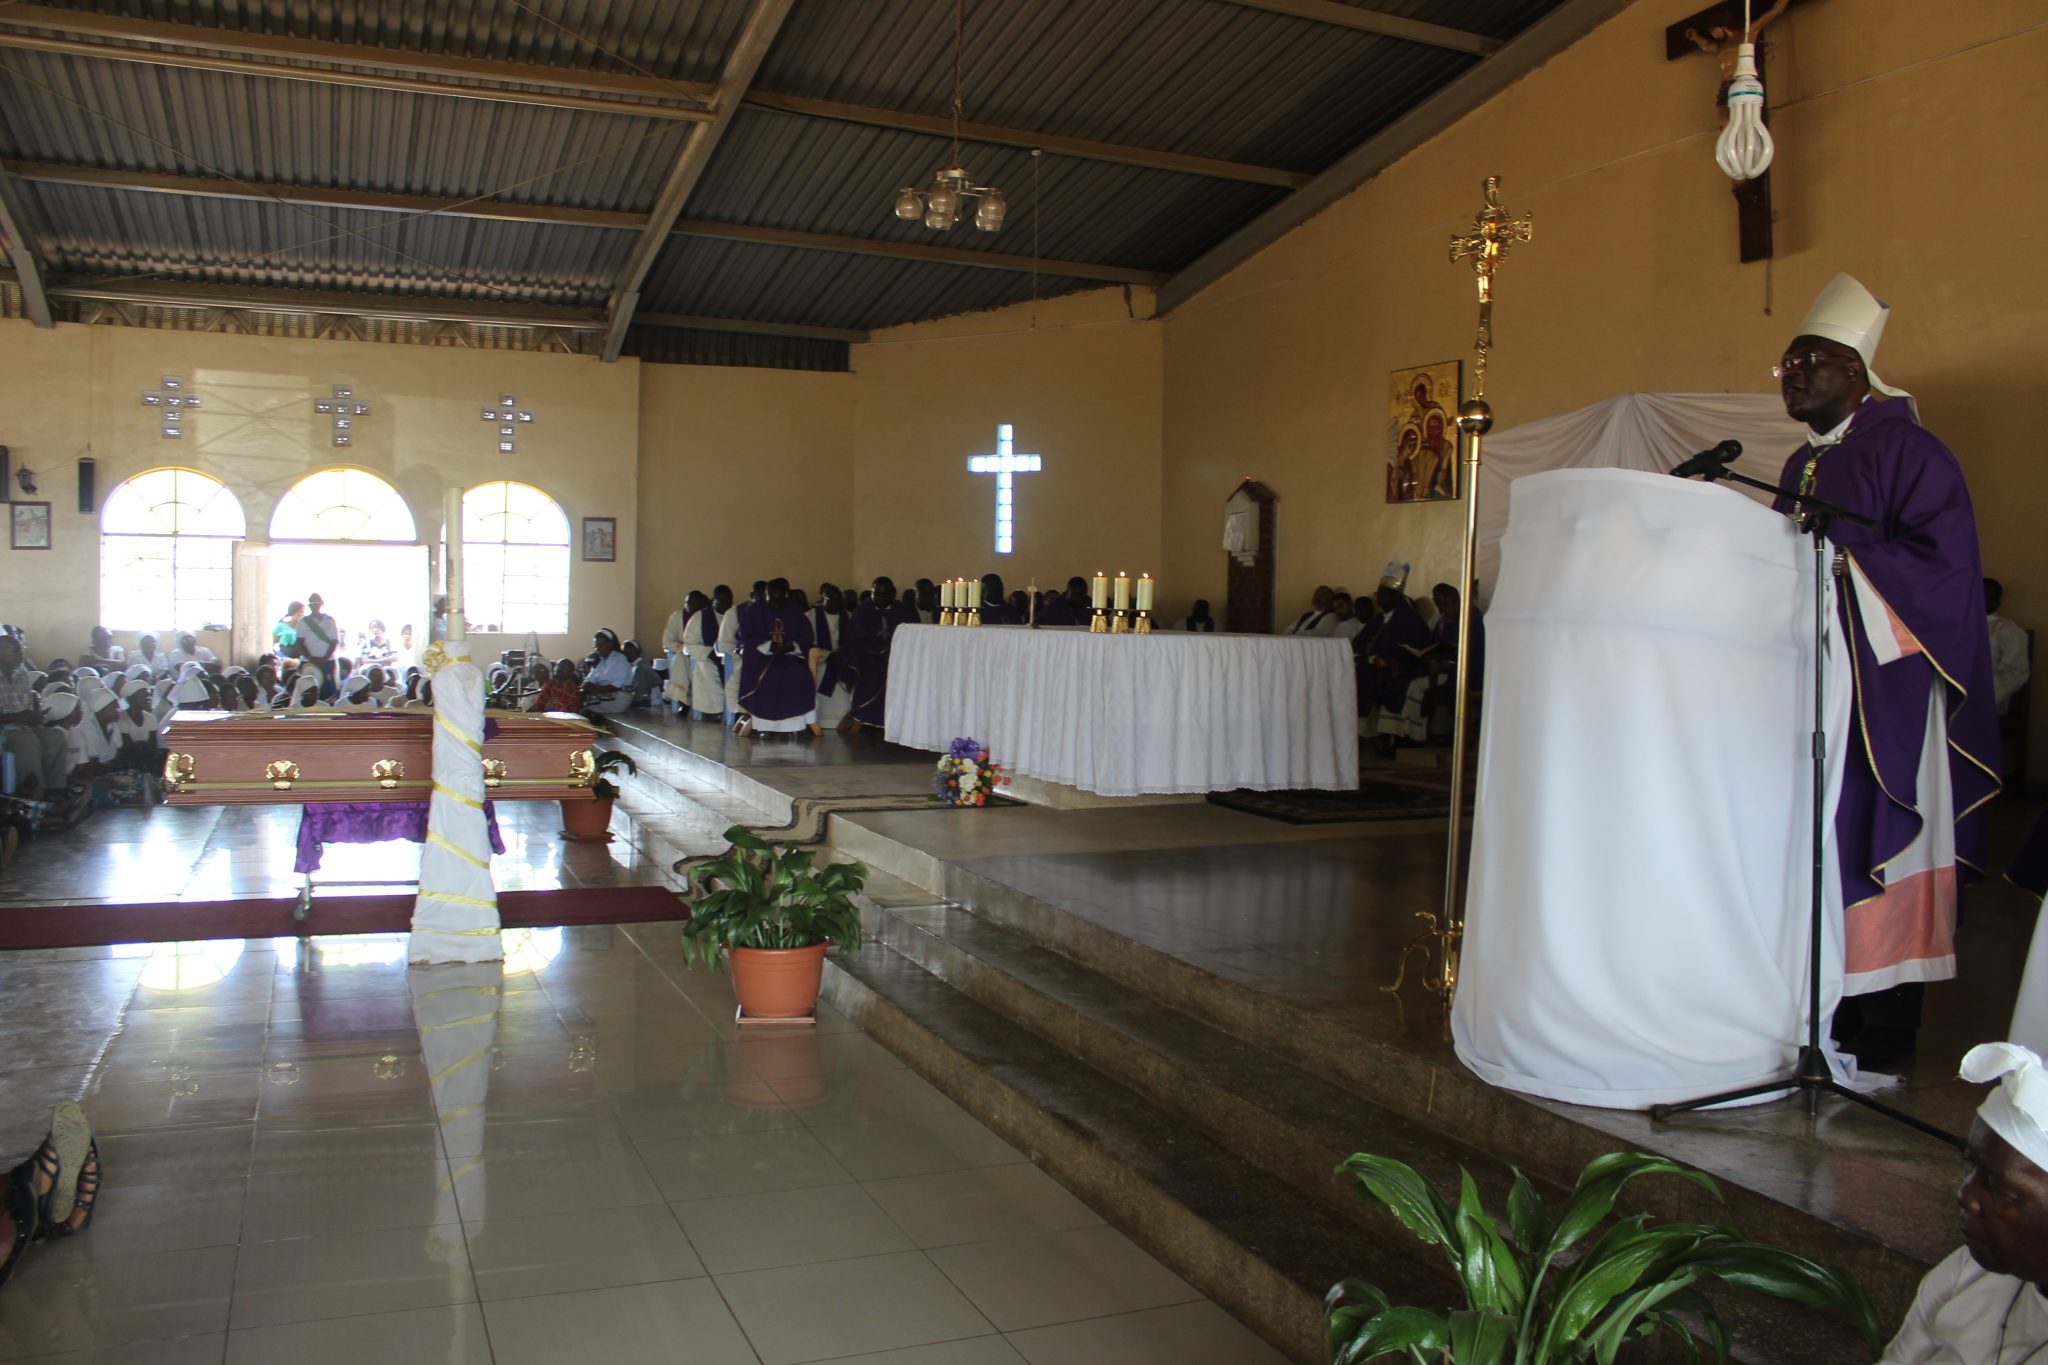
[159,709,601,806]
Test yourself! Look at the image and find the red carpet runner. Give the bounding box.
[0,885,685,951]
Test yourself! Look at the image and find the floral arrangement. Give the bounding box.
[933,736,1009,807]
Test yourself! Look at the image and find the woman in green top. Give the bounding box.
[272,601,304,657]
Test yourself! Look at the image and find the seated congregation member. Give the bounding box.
[843,577,913,735]
[811,583,854,730]
[131,633,169,678]
[912,579,940,623]
[1988,578,2031,716]
[535,660,584,713]
[976,574,1015,625]
[1382,582,1485,745]
[168,632,217,671]
[681,587,730,723]
[1330,592,1365,641]
[78,627,125,672]
[1181,599,1217,632]
[1284,585,1339,636]
[661,590,707,716]
[0,635,69,800]
[358,619,397,672]
[1039,577,1090,627]
[1007,589,1031,622]
[621,640,658,707]
[114,687,159,768]
[581,630,635,714]
[1879,1042,2048,1362]
[1360,565,1433,749]
[735,578,818,737]
[337,675,375,708]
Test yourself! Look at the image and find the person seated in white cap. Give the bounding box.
[336,675,375,708]
[1767,273,2001,1072]
[1880,1042,2048,1362]
[166,631,216,673]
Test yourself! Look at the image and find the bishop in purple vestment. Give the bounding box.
[735,578,818,735]
[1769,274,2000,1064]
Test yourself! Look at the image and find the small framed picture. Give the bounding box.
[581,516,617,563]
[9,501,50,550]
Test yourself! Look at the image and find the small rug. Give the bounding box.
[1207,778,1465,826]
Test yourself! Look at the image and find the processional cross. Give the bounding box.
[967,423,1040,555]
[1447,176,1534,398]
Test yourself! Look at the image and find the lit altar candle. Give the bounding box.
[1136,574,1154,613]
[1091,573,1108,609]
[1113,572,1131,611]
[940,579,953,611]
[444,487,465,643]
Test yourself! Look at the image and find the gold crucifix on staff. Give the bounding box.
[1448,176,1534,397]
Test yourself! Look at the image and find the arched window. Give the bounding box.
[100,467,246,631]
[462,481,570,634]
[270,467,416,541]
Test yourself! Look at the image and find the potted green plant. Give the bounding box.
[560,748,636,843]
[682,825,867,1019]
[1325,1150,1879,1364]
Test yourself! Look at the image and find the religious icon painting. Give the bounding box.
[581,516,617,563]
[1386,360,1461,504]
[9,501,50,549]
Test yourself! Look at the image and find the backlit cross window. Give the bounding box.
[967,423,1040,555]
[479,393,536,453]
[312,384,372,447]
[139,375,202,439]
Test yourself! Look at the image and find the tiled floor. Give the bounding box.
[0,922,1284,1363]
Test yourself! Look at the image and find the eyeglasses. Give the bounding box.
[1773,350,1839,379]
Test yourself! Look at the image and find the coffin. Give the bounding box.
[160,709,601,806]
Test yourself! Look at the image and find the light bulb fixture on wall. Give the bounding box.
[1711,0,1785,183]
[890,0,1005,232]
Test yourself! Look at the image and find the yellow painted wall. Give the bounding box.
[1157,0,2048,771]
[0,320,640,663]
[633,363,856,646]
[851,288,1164,598]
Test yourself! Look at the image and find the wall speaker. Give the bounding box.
[77,457,95,514]
[0,446,9,501]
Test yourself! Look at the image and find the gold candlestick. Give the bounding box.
[1134,611,1152,634]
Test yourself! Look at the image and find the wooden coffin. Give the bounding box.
[160,709,601,806]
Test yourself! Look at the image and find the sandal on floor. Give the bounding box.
[4,1138,58,1217]
[41,1102,92,1229]
[42,1142,96,1239]
[0,1173,35,1290]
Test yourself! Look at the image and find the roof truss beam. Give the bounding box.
[0,166,52,326]
[0,3,714,121]
[601,0,796,361]
[742,91,1310,189]
[1214,0,1501,55]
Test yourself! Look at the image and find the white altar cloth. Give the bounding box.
[1452,468,1853,1109]
[885,625,1359,797]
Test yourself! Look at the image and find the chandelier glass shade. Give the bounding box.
[890,1,1005,232]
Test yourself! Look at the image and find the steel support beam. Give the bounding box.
[743,91,1309,189]
[1157,0,1634,314]
[0,168,53,326]
[670,218,1165,286]
[637,313,867,344]
[1216,0,1500,55]
[601,0,794,361]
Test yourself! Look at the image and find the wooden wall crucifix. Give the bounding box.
[1665,0,1792,264]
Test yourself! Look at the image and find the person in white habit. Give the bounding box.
[680,585,732,723]
[718,584,757,728]
[660,590,706,716]
[1879,1041,2048,1363]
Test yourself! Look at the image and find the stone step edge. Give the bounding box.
[602,719,797,822]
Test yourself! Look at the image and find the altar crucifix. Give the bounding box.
[1447,176,1533,398]
[967,423,1040,555]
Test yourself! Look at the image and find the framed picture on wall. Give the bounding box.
[1386,360,1462,504]
[9,501,50,550]
[581,516,617,563]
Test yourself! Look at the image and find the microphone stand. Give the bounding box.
[1648,463,1962,1149]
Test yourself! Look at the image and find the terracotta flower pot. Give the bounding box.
[559,796,614,842]
[729,942,829,1019]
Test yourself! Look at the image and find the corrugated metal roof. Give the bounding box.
[622,323,847,372]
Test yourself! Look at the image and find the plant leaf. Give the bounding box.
[1506,1169,1548,1253]
[1543,1153,1720,1263]
[1451,1169,1526,1316]
[1544,1233,1699,1350]
[1584,1271,1698,1365]
[1332,1306,1449,1364]
[1685,1244,1881,1348]
[1336,1155,1460,1260]
[1447,1308,1515,1365]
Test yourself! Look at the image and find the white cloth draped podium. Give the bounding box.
[885,626,1359,797]
[2015,908,2048,1056]
[1452,469,1854,1109]
[409,645,502,964]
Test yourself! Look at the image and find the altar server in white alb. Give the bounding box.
[1880,1042,2048,1363]
[679,585,732,723]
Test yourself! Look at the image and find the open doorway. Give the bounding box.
[266,541,428,672]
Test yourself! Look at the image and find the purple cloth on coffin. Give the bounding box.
[735,600,817,721]
[846,601,917,726]
[295,801,504,874]
[1772,397,2001,902]
[1360,601,1433,713]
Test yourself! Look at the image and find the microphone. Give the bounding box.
[1670,440,1742,479]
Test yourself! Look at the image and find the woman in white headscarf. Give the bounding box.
[168,663,213,710]
[287,673,321,709]
[337,675,373,708]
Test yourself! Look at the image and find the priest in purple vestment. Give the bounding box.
[844,577,915,733]
[1359,563,1433,754]
[735,577,819,737]
[1037,577,1091,627]
[1769,273,2000,1067]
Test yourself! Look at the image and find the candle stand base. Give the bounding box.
[939,610,956,627]
[1111,611,1131,635]
[1089,612,1109,634]
[1134,612,1152,634]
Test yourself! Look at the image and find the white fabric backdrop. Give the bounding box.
[886,625,1359,796]
[1475,393,1809,604]
[1452,469,1855,1109]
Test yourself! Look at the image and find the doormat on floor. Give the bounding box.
[1207,779,1467,825]
[0,885,685,951]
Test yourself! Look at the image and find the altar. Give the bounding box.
[885,625,1358,800]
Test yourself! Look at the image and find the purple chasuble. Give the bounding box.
[1363,602,1433,712]
[846,601,915,726]
[736,600,817,721]
[1771,397,2001,905]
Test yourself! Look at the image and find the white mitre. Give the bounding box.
[1960,1041,2048,1173]
[1796,273,1917,421]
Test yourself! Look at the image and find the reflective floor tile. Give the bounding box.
[0,1245,235,1360]
[716,1250,994,1365]
[464,1203,704,1301]
[248,1121,442,1175]
[253,1056,437,1131]
[862,1166,1103,1250]
[1004,1301,1292,1365]
[925,1225,1199,1331]
[611,1083,806,1143]
[732,1031,905,1084]
[808,1112,1026,1182]
[79,1064,260,1136]
[20,1332,228,1365]
[809,1340,1026,1365]
[225,1301,492,1365]
[447,1126,661,1222]
[783,1067,965,1127]
[97,1123,252,1189]
[230,1223,471,1330]
[633,1127,852,1203]
[242,1158,456,1242]
[672,1183,914,1274]
[33,1176,246,1266]
[482,1276,758,1365]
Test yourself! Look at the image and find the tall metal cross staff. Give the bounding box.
[1385,176,1532,1019]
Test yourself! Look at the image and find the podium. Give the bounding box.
[1451,469,1852,1109]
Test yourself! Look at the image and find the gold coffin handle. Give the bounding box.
[568,749,596,787]
[266,759,300,791]
[163,751,196,794]
[481,758,508,789]
[372,758,405,790]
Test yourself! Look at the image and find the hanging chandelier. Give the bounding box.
[892,0,1005,232]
